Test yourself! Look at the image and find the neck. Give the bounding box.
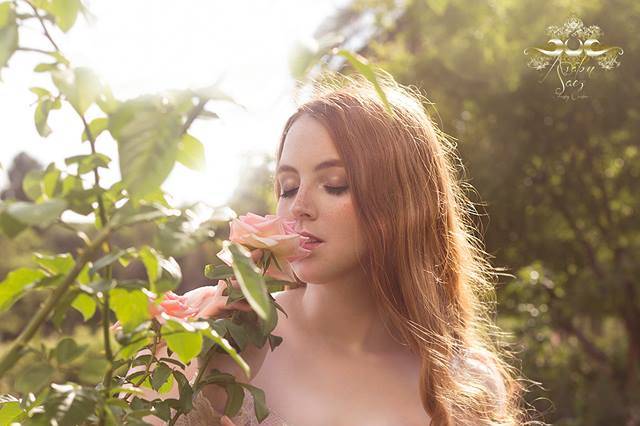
[291,271,407,357]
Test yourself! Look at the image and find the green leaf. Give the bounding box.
[198,109,219,120]
[64,152,111,174]
[161,319,203,364]
[63,176,92,198]
[42,162,63,197]
[5,199,67,226]
[259,303,278,336]
[96,82,118,114]
[151,363,172,391]
[155,256,182,293]
[45,50,70,66]
[0,398,23,425]
[199,369,236,389]
[34,98,55,137]
[222,383,244,417]
[158,356,185,369]
[226,241,271,322]
[22,169,44,201]
[14,364,54,394]
[241,383,270,422]
[71,292,96,321]
[30,87,52,99]
[151,399,171,421]
[89,248,136,277]
[0,206,27,238]
[0,2,18,70]
[55,337,87,364]
[46,383,98,425]
[47,0,82,32]
[201,327,250,380]
[176,133,206,171]
[51,289,78,331]
[79,357,110,383]
[115,333,151,361]
[0,3,13,27]
[117,249,139,268]
[172,370,193,412]
[34,62,60,73]
[110,200,181,228]
[334,49,393,115]
[108,95,183,199]
[225,321,249,352]
[34,252,75,276]
[203,264,234,280]
[51,67,102,115]
[109,288,151,333]
[157,373,174,394]
[0,267,47,312]
[139,246,160,291]
[22,161,63,201]
[81,117,108,142]
[64,186,102,216]
[268,334,283,351]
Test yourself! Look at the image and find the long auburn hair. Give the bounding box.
[272,73,536,425]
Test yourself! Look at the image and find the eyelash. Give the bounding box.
[279,186,348,198]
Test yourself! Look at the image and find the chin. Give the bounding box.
[291,261,325,284]
[292,261,347,286]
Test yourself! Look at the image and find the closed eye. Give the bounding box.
[279,186,348,198]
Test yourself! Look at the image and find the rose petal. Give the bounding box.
[222,212,312,283]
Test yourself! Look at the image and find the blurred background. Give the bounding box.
[1,0,638,424]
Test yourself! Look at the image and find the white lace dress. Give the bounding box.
[174,386,289,426]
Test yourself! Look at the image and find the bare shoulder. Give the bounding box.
[456,348,508,410]
[271,287,304,325]
[272,286,303,305]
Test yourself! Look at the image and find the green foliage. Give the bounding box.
[110,288,151,333]
[0,267,47,312]
[177,133,207,172]
[334,49,393,114]
[160,319,203,365]
[32,0,84,33]
[225,242,272,324]
[0,2,18,71]
[0,2,288,424]
[108,94,185,200]
[52,67,102,115]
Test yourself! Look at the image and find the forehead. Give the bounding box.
[279,114,339,165]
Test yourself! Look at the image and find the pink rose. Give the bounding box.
[217,212,310,282]
[110,281,252,331]
[147,291,196,324]
[110,291,194,331]
[148,282,253,323]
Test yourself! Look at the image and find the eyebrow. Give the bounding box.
[276,159,344,175]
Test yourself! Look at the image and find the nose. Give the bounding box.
[289,186,315,220]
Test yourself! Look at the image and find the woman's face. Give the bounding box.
[276,114,366,284]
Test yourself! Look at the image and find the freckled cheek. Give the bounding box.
[326,200,361,243]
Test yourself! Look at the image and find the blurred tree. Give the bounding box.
[227,151,278,216]
[0,152,42,201]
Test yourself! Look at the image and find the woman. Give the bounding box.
[169,73,532,425]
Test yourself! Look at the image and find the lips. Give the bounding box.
[298,230,324,243]
[301,239,324,250]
